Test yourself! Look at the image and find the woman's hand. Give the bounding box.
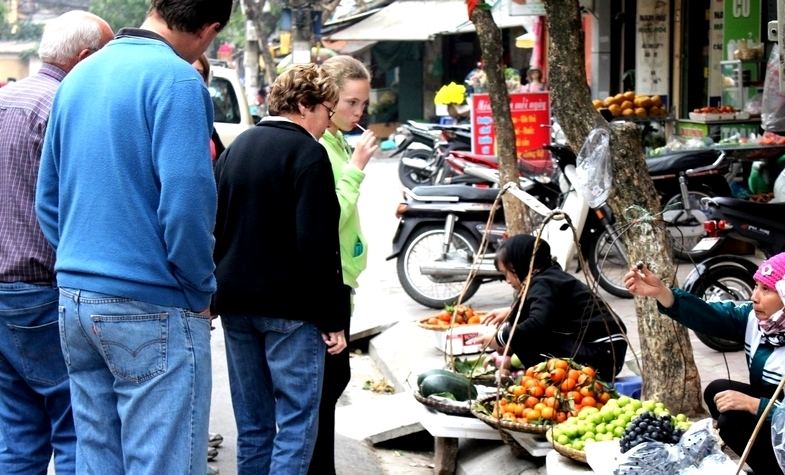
[349,130,378,171]
[466,330,501,351]
[714,390,759,415]
[481,307,511,327]
[322,330,347,355]
[623,264,675,308]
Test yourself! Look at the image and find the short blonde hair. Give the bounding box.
[321,55,370,89]
[268,64,339,116]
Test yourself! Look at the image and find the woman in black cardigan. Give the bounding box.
[212,64,350,475]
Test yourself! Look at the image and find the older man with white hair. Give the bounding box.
[0,10,112,475]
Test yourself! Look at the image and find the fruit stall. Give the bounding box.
[411,304,742,474]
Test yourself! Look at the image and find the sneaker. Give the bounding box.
[207,446,218,461]
[208,432,224,448]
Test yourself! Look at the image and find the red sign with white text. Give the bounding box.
[470,92,551,161]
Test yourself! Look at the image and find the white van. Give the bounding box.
[209,65,255,146]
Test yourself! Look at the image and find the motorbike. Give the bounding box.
[387,143,632,308]
[441,145,733,298]
[391,121,471,189]
[683,196,785,352]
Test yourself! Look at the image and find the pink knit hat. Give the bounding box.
[754,253,785,301]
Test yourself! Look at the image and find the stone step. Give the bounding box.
[335,391,424,445]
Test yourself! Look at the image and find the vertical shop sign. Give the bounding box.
[708,0,725,101]
[635,0,670,96]
[470,92,551,161]
[723,0,761,61]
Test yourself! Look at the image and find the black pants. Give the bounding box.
[704,379,784,475]
[308,328,351,475]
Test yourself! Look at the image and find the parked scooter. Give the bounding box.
[387,143,623,308]
[391,121,471,189]
[683,196,785,352]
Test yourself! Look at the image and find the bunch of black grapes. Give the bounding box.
[619,411,684,453]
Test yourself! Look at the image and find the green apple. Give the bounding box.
[613,426,625,437]
[595,423,607,434]
[617,396,631,407]
[630,399,643,410]
[557,434,570,445]
[675,413,688,422]
[642,400,656,411]
[572,440,585,451]
[511,354,523,369]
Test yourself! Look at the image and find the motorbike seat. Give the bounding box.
[450,150,553,176]
[410,184,501,203]
[646,149,722,175]
[710,197,785,233]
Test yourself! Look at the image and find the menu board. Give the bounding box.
[470,92,551,161]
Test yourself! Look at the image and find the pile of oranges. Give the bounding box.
[423,304,483,327]
[487,357,616,425]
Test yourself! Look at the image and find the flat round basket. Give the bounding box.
[470,396,549,434]
[413,391,473,416]
[417,312,487,330]
[546,429,587,464]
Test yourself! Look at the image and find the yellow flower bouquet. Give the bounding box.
[434,82,467,106]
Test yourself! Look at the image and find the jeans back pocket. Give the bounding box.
[91,313,168,383]
[6,319,69,386]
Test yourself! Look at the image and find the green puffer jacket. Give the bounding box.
[660,288,785,420]
[320,130,368,288]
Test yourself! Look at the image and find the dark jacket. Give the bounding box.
[498,265,627,378]
[212,119,350,333]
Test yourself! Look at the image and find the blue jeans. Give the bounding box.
[59,288,212,474]
[0,282,75,474]
[221,315,325,475]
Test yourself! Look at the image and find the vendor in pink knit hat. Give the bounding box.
[623,252,785,475]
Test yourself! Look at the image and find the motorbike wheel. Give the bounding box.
[689,264,751,352]
[585,227,633,299]
[398,149,434,189]
[396,226,482,309]
[662,191,713,262]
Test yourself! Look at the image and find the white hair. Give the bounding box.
[38,10,105,65]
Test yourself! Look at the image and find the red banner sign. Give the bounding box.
[470,92,551,161]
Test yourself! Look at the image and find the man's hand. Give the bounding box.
[322,330,347,355]
[714,390,759,414]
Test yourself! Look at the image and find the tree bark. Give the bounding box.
[470,7,529,235]
[544,0,705,416]
[243,0,278,85]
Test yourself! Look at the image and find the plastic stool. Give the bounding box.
[613,375,643,399]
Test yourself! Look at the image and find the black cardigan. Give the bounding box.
[499,265,627,363]
[212,120,350,333]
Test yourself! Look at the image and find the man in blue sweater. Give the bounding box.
[35,1,233,473]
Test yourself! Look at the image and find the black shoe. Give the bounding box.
[207,446,218,461]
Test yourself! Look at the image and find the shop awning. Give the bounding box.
[327,0,476,41]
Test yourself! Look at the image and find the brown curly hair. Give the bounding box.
[268,64,339,116]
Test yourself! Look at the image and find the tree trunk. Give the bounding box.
[243,0,278,85]
[470,7,529,235]
[544,0,705,416]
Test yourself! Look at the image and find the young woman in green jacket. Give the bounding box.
[624,252,785,475]
[311,55,378,475]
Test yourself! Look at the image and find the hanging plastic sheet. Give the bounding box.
[575,128,613,208]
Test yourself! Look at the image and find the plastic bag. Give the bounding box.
[772,405,785,470]
[613,418,731,474]
[575,128,613,208]
[762,44,785,133]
